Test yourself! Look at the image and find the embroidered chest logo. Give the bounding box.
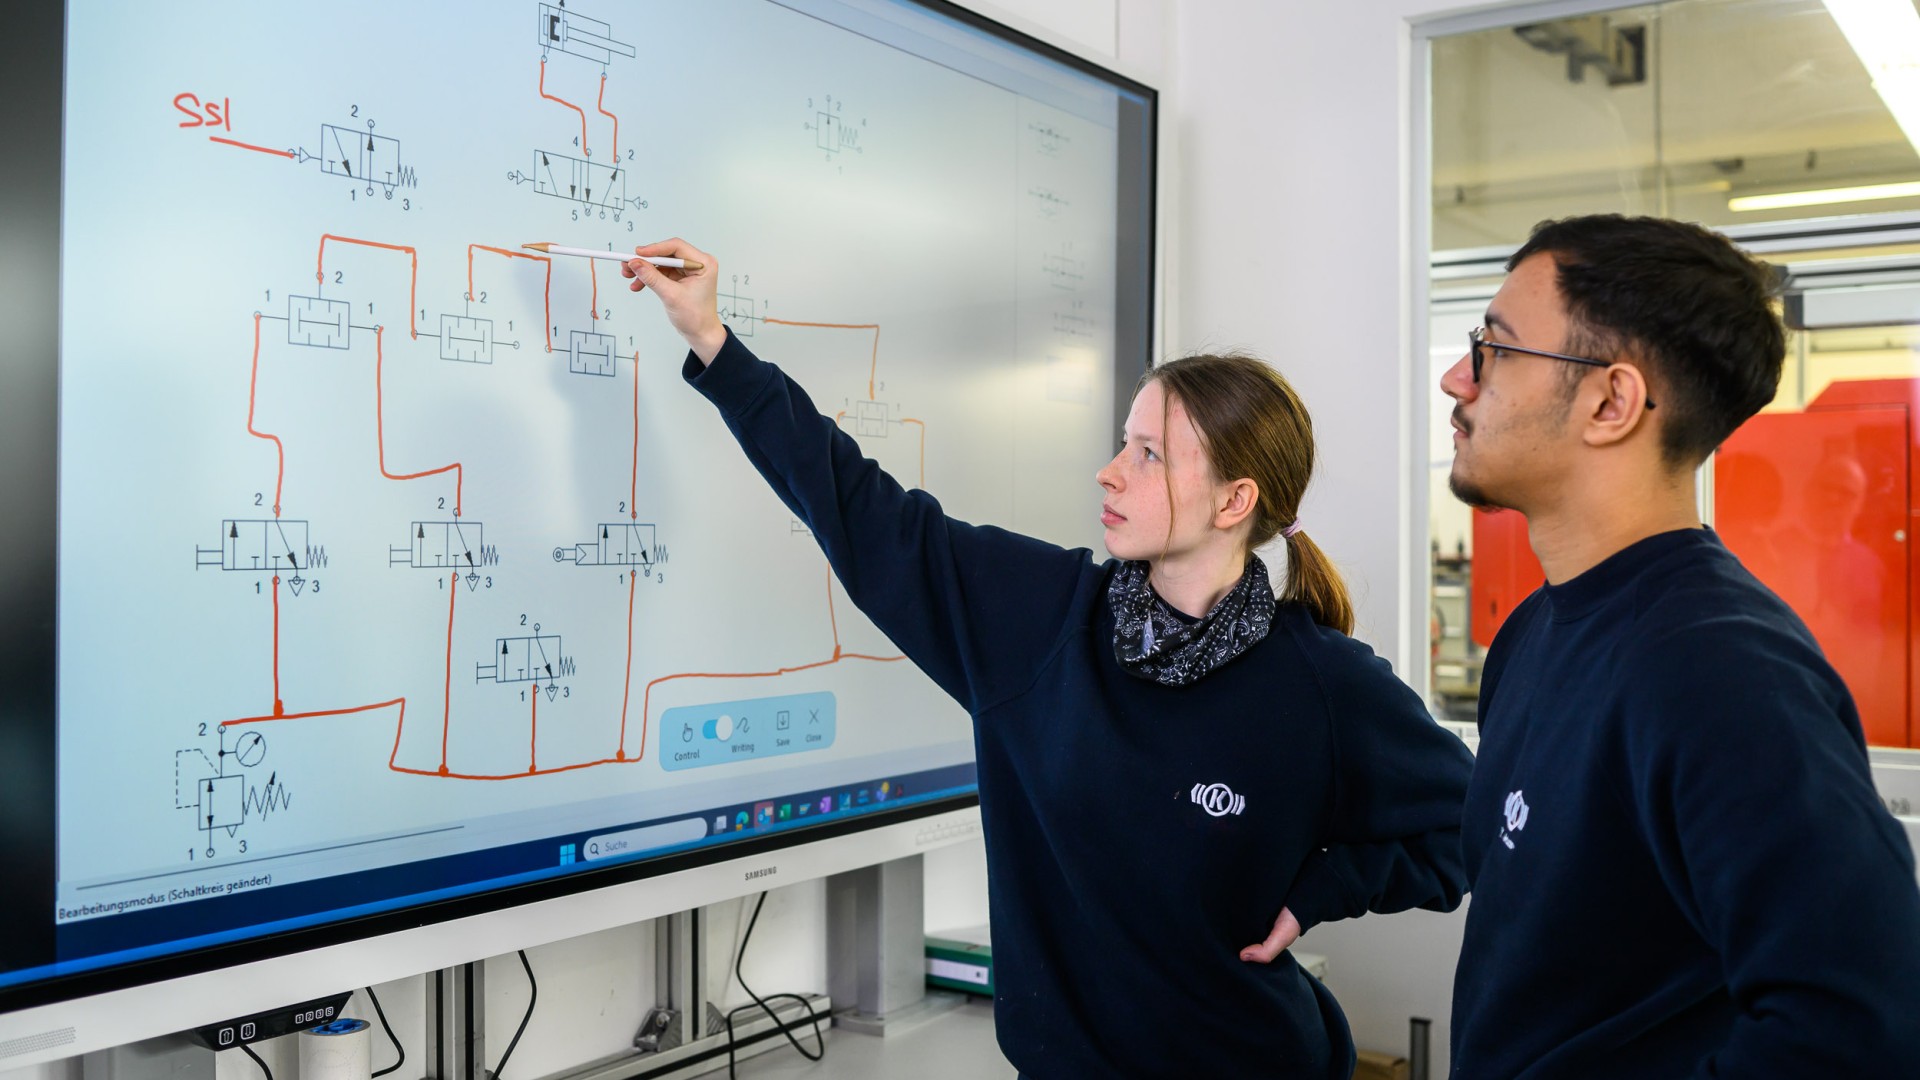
[1190,782,1245,817]
[1500,790,1529,849]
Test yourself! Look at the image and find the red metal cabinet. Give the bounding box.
[1470,508,1545,649]
[1716,381,1914,748]
[1459,378,1915,747]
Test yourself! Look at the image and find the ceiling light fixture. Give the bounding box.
[1732,3,1920,212]
[1824,0,1920,151]
[1730,179,1920,212]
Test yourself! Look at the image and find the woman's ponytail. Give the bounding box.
[1280,529,1354,635]
[1145,353,1355,636]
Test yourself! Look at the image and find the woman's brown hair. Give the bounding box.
[1141,354,1355,635]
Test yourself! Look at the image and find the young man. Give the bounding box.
[1441,215,1920,1077]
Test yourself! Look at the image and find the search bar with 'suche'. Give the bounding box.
[582,818,710,861]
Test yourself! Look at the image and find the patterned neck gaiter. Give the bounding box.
[1107,557,1275,687]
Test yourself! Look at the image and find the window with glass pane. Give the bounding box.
[1429,0,1920,746]
[1434,0,1920,250]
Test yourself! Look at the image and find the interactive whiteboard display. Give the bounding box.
[5,0,1153,1005]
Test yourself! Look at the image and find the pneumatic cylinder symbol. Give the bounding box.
[1190,782,1245,817]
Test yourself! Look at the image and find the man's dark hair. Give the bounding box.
[1507,214,1785,468]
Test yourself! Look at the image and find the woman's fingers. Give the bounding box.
[1239,907,1301,964]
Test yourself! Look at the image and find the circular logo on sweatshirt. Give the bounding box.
[1190,782,1245,817]
[1504,790,1530,833]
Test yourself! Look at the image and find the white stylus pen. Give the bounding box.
[521,242,705,270]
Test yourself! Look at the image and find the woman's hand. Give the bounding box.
[1240,907,1302,963]
[624,237,727,365]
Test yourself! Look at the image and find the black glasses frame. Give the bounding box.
[1468,327,1655,410]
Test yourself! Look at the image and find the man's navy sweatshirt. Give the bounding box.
[1452,528,1920,1077]
[686,331,1473,1078]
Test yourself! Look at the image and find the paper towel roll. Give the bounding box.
[299,1017,372,1080]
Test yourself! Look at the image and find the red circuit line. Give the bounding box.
[316,234,418,339]
[233,421,631,778]
[246,314,285,516]
[539,60,589,156]
[376,326,465,516]
[368,568,455,768]
[633,567,906,763]
[392,755,627,781]
[227,698,406,728]
[230,525,596,780]
[613,354,641,758]
[615,571,638,758]
[764,318,881,398]
[386,567,628,780]
[271,574,285,716]
[620,314,916,758]
[211,135,294,159]
[386,697,412,770]
[590,260,599,322]
[467,244,554,352]
[637,654,904,766]
[440,571,456,773]
[236,313,909,777]
[901,418,926,488]
[630,352,640,519]
[597,75,619,160]
[826,567,842,650]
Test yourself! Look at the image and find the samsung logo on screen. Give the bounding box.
[744,866,778,881]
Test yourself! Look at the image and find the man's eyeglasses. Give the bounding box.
[1468,327,1654,410]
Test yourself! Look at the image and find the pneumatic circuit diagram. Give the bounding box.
[56,0,1119,893]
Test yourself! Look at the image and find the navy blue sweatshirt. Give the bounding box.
[1453,528,1920,1078]
[687,331,1474,1078]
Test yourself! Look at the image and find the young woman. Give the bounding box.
[624,239,1472,1078]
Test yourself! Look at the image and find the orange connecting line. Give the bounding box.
[629,569,904,763]
[221,303,919,779]
[211,135,293,159]
[228,320,627,779]
[383,570,632,779]
[246,314,285,516]
[317,234,418,339]
[219,578,409,733]
[611,355,643,759]
[900,418,926,488]
[803,321,925,487]
[597,76,620,160]
[467,244,554,352]
[270,574,285,716]
[226,698,407,730]
[217,309,406,747]
[440,571,454,772]
[622,315,913,757]
[630,352,641,518]
[539,60,589,156]
[764,318,882,398]
[375,326,465,516]
[378,572,457,777]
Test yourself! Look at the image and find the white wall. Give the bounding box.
[1176,0,1421,663]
